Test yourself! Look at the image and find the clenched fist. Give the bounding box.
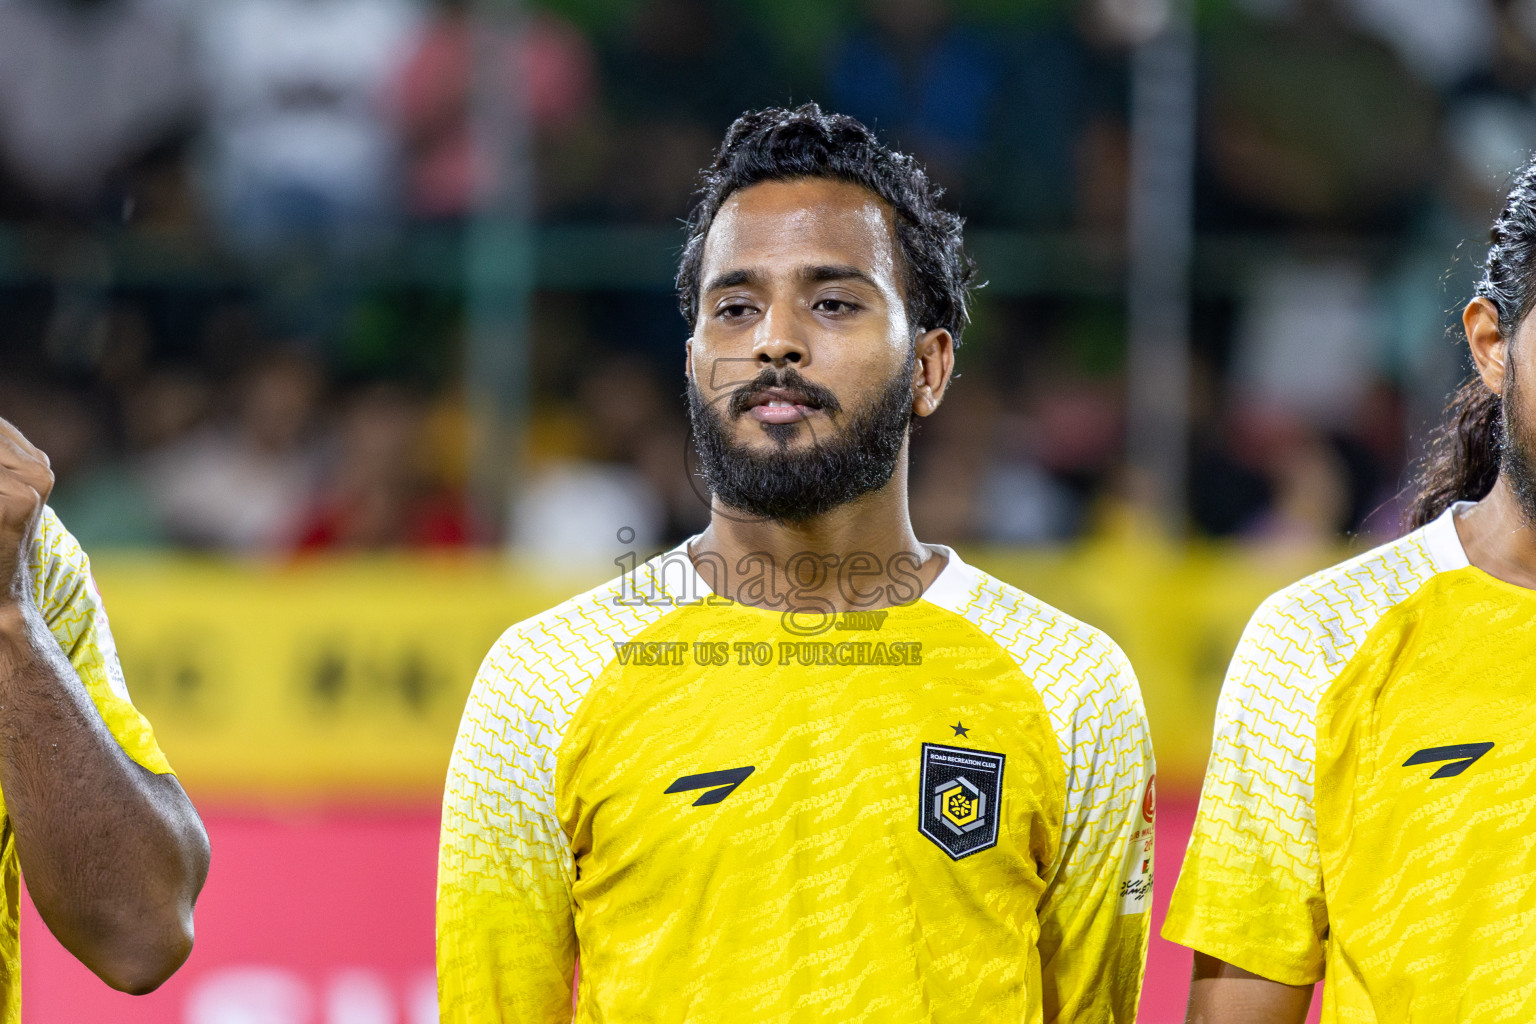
[0,418,52,604]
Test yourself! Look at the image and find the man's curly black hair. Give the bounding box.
[676,103,977,344]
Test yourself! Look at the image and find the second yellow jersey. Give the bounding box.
[1165,504,1536,1021]
[439,543,1155,1023]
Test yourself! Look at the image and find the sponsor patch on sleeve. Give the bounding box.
[1119,774,1155,915]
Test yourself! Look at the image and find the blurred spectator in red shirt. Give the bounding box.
[296,383,470,550]
[393,0,595,220]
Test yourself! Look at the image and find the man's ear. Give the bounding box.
[911,328,955,417]
[685,339,694,382]
[1465,297,1508,394]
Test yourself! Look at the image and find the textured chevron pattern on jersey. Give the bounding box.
[0,509,176,1023]
[437,556,683,1022]
[1164,524,1443,985]
[438,546,1154,1024]
[930,570,1154,1021]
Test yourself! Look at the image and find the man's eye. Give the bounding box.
[815,299,858,313]
[718,303,755,318]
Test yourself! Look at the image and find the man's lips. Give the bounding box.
[744,387,821,424]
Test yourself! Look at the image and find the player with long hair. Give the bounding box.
[436,104,1155,1023]
[1165,158,1536,1021]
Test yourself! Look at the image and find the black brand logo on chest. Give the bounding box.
[918,743,1005,860]
[665,766,755,806]
[1402,742,1494,780]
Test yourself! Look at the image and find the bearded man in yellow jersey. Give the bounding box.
[0,418,209,1018]
[437,104,1156,1023]
[1165,159,1536,1022]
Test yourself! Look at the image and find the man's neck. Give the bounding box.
[687,470,948,614]
[1455,475,1536,590]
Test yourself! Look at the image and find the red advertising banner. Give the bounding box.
[22,809,439,1024]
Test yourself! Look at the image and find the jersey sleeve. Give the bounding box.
[437,626,578,1023]
[31,507,173,775]
[1036,638,1155,1023]
[1161,592,1328,985]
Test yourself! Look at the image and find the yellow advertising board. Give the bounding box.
[91,540,1339,802]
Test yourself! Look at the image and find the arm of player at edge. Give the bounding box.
[0,419,209,993]
[1186,951,1315,1023]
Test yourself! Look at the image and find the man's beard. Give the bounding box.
[687,351,915,523]
[1501,356,1536,526]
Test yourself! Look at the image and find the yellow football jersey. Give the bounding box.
[438,544,1155,1023]
[0,508,174,1021]
[1164,504,1536,1021]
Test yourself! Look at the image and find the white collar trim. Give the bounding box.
[1422,502,1472,572]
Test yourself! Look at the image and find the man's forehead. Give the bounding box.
[700,179,901,284]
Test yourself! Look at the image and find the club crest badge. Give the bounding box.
[918,743,1004,859]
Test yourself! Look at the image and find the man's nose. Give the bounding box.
[754,305,810,368]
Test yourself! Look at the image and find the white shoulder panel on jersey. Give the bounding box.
[1198,507,1463,886]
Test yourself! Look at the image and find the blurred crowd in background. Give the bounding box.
[0,0,1532,556]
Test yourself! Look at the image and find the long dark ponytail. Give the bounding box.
[1406,159,1536,529]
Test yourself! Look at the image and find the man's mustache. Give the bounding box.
[726,368,843,419]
